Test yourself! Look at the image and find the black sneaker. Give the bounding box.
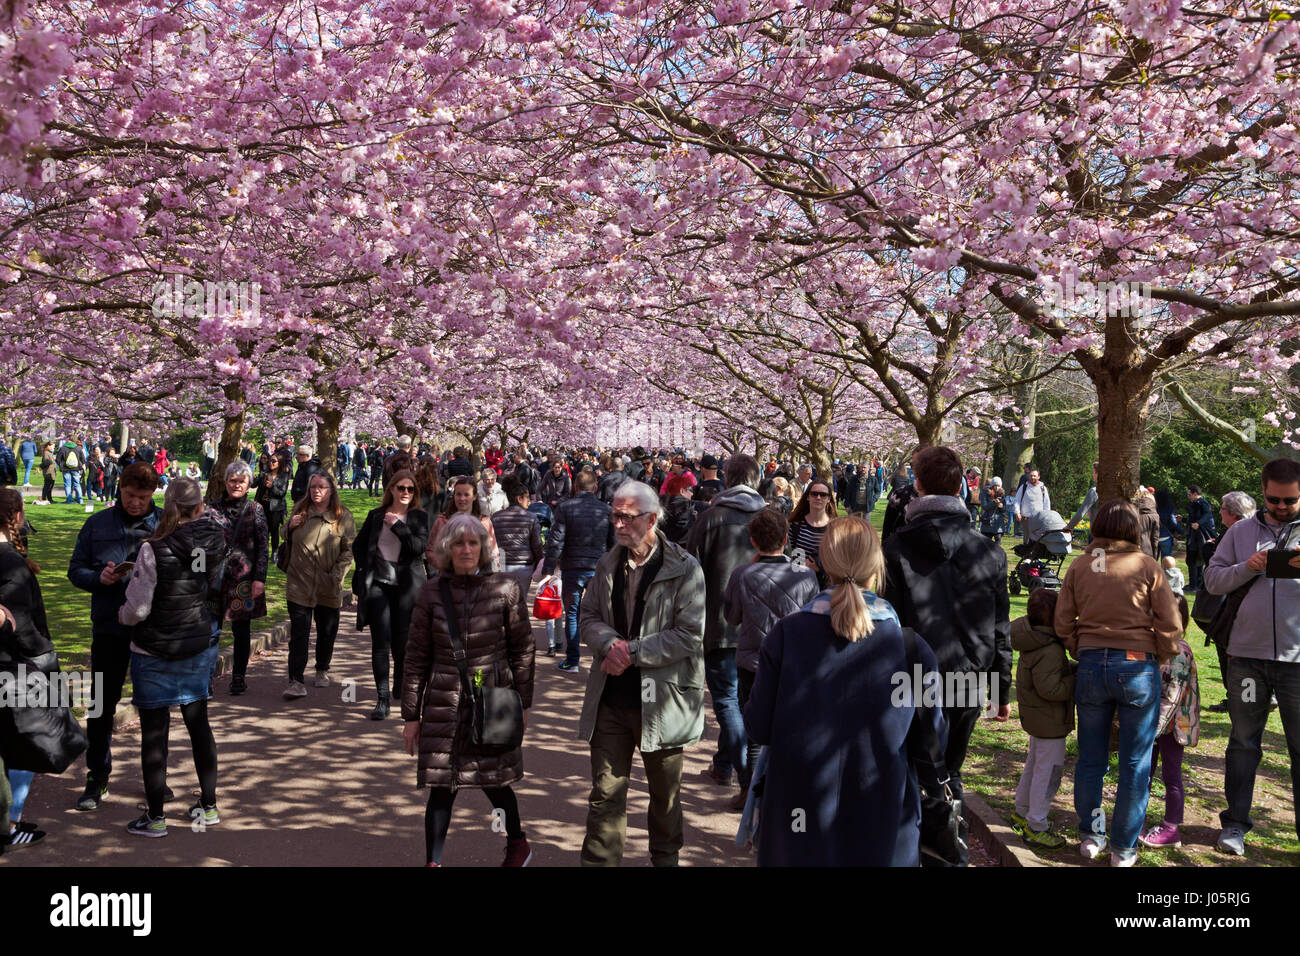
[370,696,391,720]
[126,812,167,839]
[75,776,109,811]
[5,826,46,849]
[230,675,247,696]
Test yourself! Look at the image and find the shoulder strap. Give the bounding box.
[440,576,474,698]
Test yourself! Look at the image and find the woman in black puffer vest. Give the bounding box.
[118,478,229,838]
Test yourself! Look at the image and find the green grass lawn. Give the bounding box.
[22,486,378,673]
[855,500,1299,867]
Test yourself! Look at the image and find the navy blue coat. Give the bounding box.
[542,492,613,574]
[67,501,162,636]
[744,604,947,866]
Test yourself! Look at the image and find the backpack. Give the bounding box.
[63,448,79,469]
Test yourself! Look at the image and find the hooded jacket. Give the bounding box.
[883,495,1012,704]
[1204,510,1300,662]
[683,485,767,654]
[1011,617,1076,739]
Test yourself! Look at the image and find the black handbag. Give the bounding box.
[1191,587,1224,632]
[901,627,966,867]
[439,577,524,754]
[0,660,88,775]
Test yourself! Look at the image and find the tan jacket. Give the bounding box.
[1055,537,1181,662]
[284,508,356,608]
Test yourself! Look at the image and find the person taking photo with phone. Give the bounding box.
[66,462,163,812]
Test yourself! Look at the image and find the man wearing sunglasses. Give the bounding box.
[1205,457,1300,858]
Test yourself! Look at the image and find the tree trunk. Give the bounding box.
[316,405,344,478]
[211,383,246,502]
[1095,372,1151,503]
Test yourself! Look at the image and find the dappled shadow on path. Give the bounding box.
[5,613,754,868]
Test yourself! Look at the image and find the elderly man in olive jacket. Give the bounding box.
[577,480,706,867]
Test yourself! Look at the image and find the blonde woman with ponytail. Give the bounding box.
[742,516,948,867]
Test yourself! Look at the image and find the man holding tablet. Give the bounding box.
[1205,457,1300,857]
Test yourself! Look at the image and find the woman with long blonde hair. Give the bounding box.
[743,516,948,866]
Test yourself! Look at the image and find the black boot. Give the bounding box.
[371,679,391,720]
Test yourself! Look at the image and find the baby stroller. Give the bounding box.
[1009,510,1071,595]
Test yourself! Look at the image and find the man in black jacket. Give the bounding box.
[883,445,1011,866]
[290,445,322,504]
[598,457,629,503]
[66,463,163,811]
[542,470,614,671]
[683,454,766,798]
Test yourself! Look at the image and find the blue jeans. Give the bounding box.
[1074,648,1160,852]
[562,569,595,666]
[1158,535,1173,560]
[1222,656,1300,839]
[7,768,34,820]
[706,648,744,781]
[62,470,82,503]
[21,459,33,485]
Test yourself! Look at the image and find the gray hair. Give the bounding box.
[296,444,312,456]
[612,481,663,521]
[1221,491,1257,520]
[225,459,253,482]
[432,513,494,573]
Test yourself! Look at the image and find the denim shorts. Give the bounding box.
[131,642,219,709]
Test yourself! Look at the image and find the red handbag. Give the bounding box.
[532,581,563,620]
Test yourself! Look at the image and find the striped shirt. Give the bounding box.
[790,520,828,563]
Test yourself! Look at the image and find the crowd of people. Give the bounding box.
[0,435,1296,869]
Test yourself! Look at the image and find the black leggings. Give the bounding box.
[267,515,283,555]
[231,619,251,678]
[365,583,412,695]
[41,477,54,502]
[140,701,217,817]
[425,786,522,864]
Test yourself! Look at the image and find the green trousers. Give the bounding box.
[580,702,684,867]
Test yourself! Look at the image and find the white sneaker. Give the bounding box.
[313,670,331,687]
[1110,847,1138,867]
[283,680,307,699]
[1080,834,1108,860]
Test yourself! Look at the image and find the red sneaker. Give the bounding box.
[502,833,532,867]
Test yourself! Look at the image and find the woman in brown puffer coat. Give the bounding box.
[402,513,535,867]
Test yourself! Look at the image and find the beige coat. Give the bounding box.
[284,508,356,608]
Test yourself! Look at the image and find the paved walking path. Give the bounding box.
[4,614,756,867]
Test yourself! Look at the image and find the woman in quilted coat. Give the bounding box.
[402,513,535,867]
